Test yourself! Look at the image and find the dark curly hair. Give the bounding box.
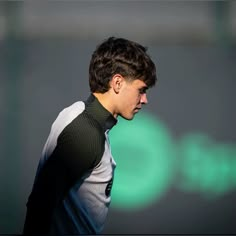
[89,37,157,93]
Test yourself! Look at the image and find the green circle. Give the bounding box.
[109,112,174,210]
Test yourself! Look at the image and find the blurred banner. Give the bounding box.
[0,1,235,234]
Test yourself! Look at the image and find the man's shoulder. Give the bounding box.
[57,107,105,161]
[58,101,85,121]
[50,101,85,132]
[64,109,105,141]
[53,99,105,149]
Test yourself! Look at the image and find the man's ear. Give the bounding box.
[110,74,124,94]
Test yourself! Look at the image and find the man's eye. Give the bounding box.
[139,89,147,94]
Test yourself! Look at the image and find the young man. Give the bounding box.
[23,37,157,235]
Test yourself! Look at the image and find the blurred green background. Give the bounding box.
[0,1,236,234]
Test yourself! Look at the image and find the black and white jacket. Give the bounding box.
[24,94,117,235]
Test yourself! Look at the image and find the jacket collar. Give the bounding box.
[85,94,117,132]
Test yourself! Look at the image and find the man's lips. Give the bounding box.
[134,107,141,112]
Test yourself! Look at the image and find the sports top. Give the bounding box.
[23,94,117,235]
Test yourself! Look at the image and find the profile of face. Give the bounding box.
[115,77,149,120]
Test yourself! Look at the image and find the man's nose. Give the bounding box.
[140,93,148,104]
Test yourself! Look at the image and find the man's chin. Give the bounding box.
[120,113,136,121]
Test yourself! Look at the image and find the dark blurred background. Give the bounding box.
[0,1,236,234]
